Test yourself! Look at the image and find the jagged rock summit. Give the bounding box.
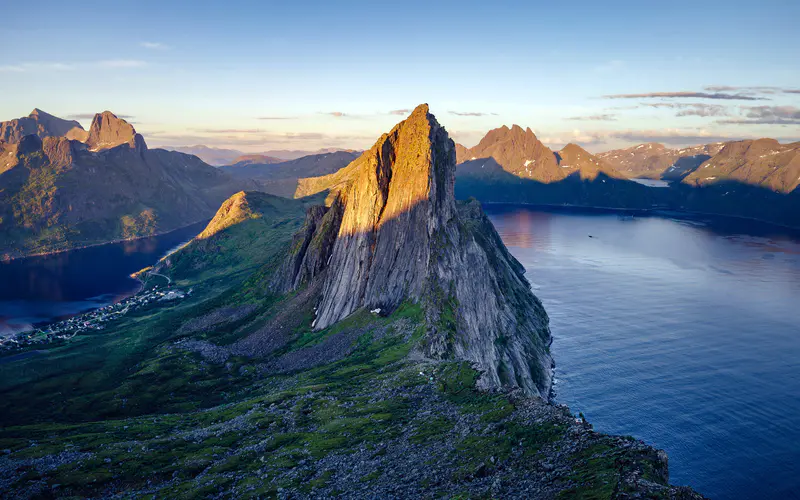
[86,111,145,151]
[457,124,567,182]
[274,104,554,399]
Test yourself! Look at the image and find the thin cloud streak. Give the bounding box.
[567,114,618,121]
[98,60,147,68]
[140,42,170,50]
[604,91,765,101]
[67,113,134,120]
[449,111,498,117]
[718,105,800,125]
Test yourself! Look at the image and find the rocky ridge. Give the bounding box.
[274,104,553,399]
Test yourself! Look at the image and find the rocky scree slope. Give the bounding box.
[275,104,553,399]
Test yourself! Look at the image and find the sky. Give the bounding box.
[2,0,799,153]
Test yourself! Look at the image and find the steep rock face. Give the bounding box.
[275,104,553,398]
[86,111,145,151]
[0,108,86,144]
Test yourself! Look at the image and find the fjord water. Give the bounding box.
[486,205,800,500]
[0,222,207,336]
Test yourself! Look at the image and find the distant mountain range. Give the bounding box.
[448,127,800,228]
[165,145,360,166]
[220,151,360,197]
[596,143,726,180]
[0,110,253,259]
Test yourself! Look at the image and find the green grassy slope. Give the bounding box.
[0,192,699,499]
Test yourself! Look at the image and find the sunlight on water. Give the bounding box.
[487,205,800,500]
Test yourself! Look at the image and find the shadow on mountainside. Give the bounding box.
[455,160,800,230]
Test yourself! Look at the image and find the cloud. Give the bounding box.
[567,114,618,121]
[704,85,800,95]
[604,91,765,101]
[98,60,147,68]
[0,62,75,72]
[67,113,134,120]
[717,105,800,125]
[145,129,375,149]
[321,111,347,117]
[0,60,146,72]
[388,109,411,115]
[140,41,170,50]
[192,128,266,134]
[641,103,731,117]
[542,128,742,149]
[449,111,498,117]
[594,60,625,73]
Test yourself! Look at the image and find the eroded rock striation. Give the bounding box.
[274,104,553,399]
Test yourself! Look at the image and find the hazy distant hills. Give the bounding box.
[165,145,360,166]
[227,154,284,167]
[0,110,253,259]
[164,145,245,166]
[221,151,360,197]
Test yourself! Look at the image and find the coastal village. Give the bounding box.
[0,279,190,352]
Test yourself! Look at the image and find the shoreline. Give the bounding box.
[478,201,800,233]
[1,219,210,263]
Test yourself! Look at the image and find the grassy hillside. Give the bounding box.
[0,192,698,498]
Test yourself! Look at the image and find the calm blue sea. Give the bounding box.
[0,221,206,335]
[486,205,800,500]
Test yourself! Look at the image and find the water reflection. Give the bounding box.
[486,205,800,500]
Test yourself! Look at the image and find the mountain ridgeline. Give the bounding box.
[270,104,553,397]
[450,126,800,229]
[0,109,252,259]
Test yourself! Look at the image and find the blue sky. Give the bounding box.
[2,0,799,152]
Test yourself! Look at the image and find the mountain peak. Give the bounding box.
[275,105,553,397]
[457,124,566,183]
[86,111,145,151]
